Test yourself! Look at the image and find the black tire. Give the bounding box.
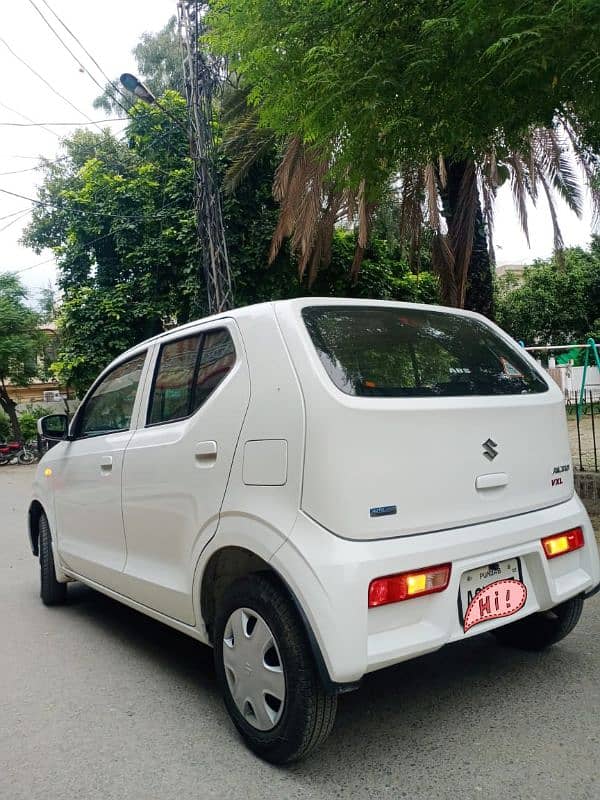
[492,596,584,651]
[18,450,36,465]
[39,513,67,606]
[214,573,337,764]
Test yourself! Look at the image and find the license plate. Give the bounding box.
[458,558,523,626]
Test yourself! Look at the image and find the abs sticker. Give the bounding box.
[463,578,527,633]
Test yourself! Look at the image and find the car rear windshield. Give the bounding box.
[302,306,548,397]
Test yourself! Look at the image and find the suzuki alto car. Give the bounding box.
[29,299,600,762]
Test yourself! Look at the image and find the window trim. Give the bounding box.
[73,350,148,440]
[145,326,236,429]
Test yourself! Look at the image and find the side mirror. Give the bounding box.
[37,414,69,441]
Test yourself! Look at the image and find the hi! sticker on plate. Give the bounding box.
[463,578,527,633]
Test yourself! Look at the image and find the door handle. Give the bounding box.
[195,440,217,466]
[475,472,508,490]
[100,455,113,474]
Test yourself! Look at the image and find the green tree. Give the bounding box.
[208,1,600,314]
[496,240,600,346]
[94,16,185,115]
[22,98,201,392]
[0,275,45,440]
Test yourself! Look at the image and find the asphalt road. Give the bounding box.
[2,465,599,800]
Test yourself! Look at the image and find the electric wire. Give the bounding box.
[26,0,131,118]
[0,38,103,131]
[37,0,134,114]
[3,6,194,275]
[12,255,58,274]
[0,99,60,139]
[0,157,68,176]
[0,207,33,222]
[0,118,122,127]
[0,209,32,233]
[0,187,189,221]
[11,199,190,274]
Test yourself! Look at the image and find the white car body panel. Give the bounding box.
[275,299,573,539]
[30,298,600,688]
[119,319,250,625]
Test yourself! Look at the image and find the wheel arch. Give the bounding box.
[199,545,359,695]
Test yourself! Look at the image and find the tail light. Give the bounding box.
[368,563,451,608]
[541,527,584,559]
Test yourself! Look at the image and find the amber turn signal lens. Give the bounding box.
[541,527,584,559]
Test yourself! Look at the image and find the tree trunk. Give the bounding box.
[0,379,22,441]
[465,201,494,319]
[438,158,494,318]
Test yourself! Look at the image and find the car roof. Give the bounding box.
[115,297,482,363]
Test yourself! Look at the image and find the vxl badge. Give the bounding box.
[482,438,499,461]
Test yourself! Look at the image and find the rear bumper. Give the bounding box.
[584,580,600,598]
[270,495,600,685]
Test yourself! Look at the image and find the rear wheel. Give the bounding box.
[213,573,337,763]
[492,596,584,650]
[39,513,67,606]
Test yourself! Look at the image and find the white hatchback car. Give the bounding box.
[31,298,600,762]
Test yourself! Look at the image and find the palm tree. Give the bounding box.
[221,86,600,316]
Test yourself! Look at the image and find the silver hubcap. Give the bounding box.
[222,607,286,731]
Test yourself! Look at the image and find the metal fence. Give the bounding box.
[565,390,600,472]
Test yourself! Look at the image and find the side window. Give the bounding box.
[78,352,146,438]
[148,335,201,425]
[193,329,236,412]
[148,328,236,426]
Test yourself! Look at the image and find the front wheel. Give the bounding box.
[18,449,37,465]
[492,596,584,650]
[39,513,67,606]
[214,573,337,764]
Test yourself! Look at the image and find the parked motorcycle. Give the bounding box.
[0,441,39,465]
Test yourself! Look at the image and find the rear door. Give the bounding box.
[120,321,250,624]
[53,351,149,588]
[282,303,572,540]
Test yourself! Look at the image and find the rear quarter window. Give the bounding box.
[302,306,548,397]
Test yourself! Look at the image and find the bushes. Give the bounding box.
[0,411,10,442]
[0,405,54,442]
[17,405,55,442]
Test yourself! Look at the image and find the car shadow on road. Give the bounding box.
[291,627,593,783]
[60,581,594,787]
[63,582,217,693]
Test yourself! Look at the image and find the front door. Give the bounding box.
[54,351,148,590]
[121,322,250,624]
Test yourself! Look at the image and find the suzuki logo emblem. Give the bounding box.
[482,438,498,461]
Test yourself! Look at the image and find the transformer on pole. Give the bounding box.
[177,0,233,315]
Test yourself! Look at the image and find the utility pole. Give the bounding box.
[177,0,233,315]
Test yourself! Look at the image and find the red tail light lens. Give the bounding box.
[541,527,584,559]
[368,563,452,608]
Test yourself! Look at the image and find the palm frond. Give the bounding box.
[424,162,442,232]
[506,151,531,245]
[536,165,565,258]
[438,155,447,189]
[451,160,479,307]
[398,166,425,269]
[480,173,497,266]
[431,232,456,305]
[533,128,583,217]
[561,119,600,228]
